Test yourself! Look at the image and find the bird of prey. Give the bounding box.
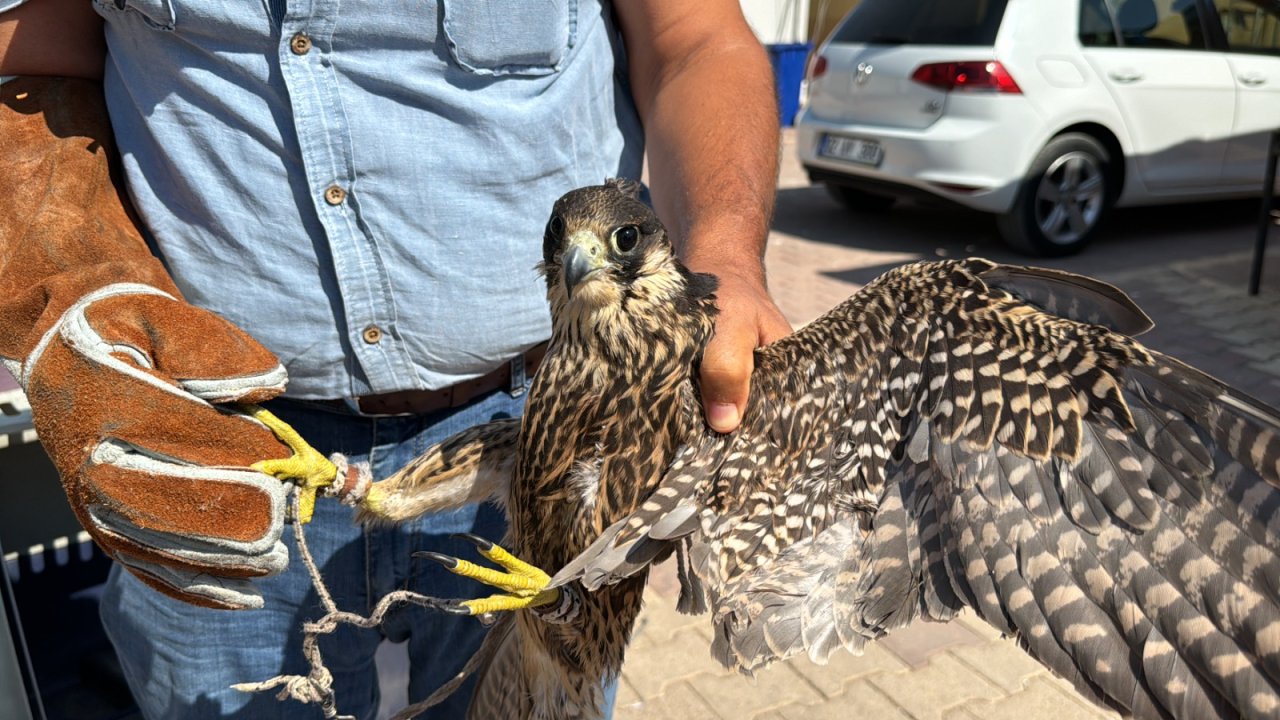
[343,180,1280,720]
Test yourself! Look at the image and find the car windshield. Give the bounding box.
[831,0,1012,46]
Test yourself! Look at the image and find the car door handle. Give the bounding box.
[1240,74,1267,87]
[1108,70,1143,83]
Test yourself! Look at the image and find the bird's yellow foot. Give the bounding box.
[241,404,337,524]
[418,534,559,616]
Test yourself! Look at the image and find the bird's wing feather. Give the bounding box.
[557,259,1280,719]
[549,434,717,598]
[980,264,1154,336]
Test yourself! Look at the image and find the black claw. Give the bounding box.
[442,601,473,616]
[414,551,458,569]
[450,532,495,551]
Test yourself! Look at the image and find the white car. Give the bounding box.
[796,0,1280,256]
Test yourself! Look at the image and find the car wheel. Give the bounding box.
[997,133,1111,257]
[825,183,896,213]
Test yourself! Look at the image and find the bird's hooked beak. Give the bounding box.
[562,230,608,298]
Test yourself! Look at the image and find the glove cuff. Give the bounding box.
[2,78,184,368]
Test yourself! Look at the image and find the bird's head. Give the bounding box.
[540,179,718,344]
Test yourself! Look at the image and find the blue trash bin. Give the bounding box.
[767,42,813,127]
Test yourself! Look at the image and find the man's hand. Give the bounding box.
[689,263,792,433]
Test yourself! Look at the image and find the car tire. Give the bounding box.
[825,183,896,213]
[997,133,1112,257]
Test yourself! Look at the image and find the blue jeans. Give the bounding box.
[101,391,521,719]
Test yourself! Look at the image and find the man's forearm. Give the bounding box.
[645,42,779,274]
[0,0,105,78]
[617,3,780,269]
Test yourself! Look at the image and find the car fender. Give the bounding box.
[1011,83,1148,206]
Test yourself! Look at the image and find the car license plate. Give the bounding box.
[820,135,883,167]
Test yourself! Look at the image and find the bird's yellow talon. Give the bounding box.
[459,589,559,615]
[475,542,547,580]
[241,404,337,524]
[418,537,558,615]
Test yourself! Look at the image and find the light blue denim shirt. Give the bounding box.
[88,0,643,398]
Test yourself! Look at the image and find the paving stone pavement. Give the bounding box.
[615,129,1280,719]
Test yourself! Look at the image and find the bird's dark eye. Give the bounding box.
[546,215,565,242]
[611,225,640,254]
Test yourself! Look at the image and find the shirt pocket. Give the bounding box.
[440,0,577,77]
[92,0,176,31]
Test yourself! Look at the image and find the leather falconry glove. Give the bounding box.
[0,77,306,610]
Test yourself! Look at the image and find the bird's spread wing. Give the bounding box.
[552,258,1280,719]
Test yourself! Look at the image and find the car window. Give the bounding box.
[830,0,1011,46]
[1112,0,1210,48]
[1081,0,1121,46]
[1211,0,1280,54]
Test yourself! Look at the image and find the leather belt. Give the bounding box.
[335,342,547,416]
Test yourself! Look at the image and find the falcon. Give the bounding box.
[341,180,1280,720]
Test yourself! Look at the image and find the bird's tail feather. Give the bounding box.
[465,614,534,720]
[388,613,520,720]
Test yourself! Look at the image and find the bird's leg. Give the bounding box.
[241,404,337,524]
[418,534,561,616]
[358,418,519,524]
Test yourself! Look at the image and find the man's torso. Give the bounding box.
[96,0,644,398]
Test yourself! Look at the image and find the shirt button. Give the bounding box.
[324,185,347,205]
[362,326,383,344]
[289,32,312,55]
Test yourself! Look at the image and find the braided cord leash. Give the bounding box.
[231,491,471,720]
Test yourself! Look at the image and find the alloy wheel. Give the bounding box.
[1033,151,1105,246]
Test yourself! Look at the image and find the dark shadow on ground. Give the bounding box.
[773,183,1265,287]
